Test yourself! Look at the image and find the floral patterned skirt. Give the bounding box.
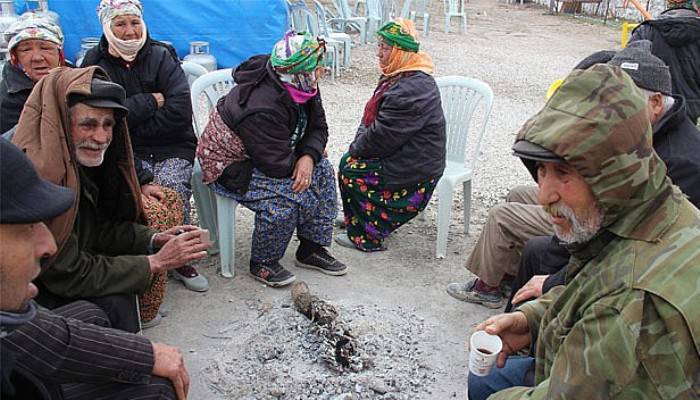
[139,186,184,322]
[338,153,438,251]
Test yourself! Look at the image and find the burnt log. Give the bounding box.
[291,281,338,325]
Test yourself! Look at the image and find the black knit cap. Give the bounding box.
[609,40,672,95]
[0,138,74,224]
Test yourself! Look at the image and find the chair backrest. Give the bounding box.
[400,0,413,18]
[383,0,399,22]
[365,0,383,18]
[436,76,494,170]
[190,68,235,136]
[332,0,353,17]
[444,0,465,13]
[314,0,332,36]
[414,0,428,14]
[181,61,208,88]
[290,7,320,35]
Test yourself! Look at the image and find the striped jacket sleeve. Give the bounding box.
[1,304,154,384]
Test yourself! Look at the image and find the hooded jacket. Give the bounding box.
[631,9,700,123]
[0,63,34,134]
[493,65,700,399]
[215,54,328,186]
[81,36,197,165]
[11,67,155,299]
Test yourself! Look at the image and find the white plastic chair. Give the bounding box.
[181,61,208,87]
[433,76,494,258]
[289,7,341,82]
[315,0,353,68]
[182,61,219,255]
[330,0,368,44]
[409,0,431,37]
[443,0,467,33]
[190,69,237,277]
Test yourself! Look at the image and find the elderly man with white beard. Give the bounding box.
[467,64,700,400]
[502,40,700,312]
[11,67,209,333]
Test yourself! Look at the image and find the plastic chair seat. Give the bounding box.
[441,160,473,186]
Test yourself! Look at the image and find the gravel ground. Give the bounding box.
[148,2,619,399]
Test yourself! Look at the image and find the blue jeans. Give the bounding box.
[468,356,535,400]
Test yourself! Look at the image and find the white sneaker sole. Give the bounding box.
[250,272,296,287]
[294,260,348,276]
[171,271,209,292]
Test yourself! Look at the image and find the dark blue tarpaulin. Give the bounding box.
[16,0,288,68]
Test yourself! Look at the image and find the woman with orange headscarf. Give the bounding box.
[336,19,446,252]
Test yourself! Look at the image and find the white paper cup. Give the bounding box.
[469,331,503,377]
[199,229,211,245]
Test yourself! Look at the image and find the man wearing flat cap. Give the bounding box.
[11,66,208,332]
[468,64,700,399]
[0,138,188,399]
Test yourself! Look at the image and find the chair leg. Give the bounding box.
[359,21,368,45]
[462,15,467,33]
[463,179,472,235]
[191,161,219,255]
[444,15,449,33]
[435,182,454,259]
[423,14,430,36]
[215,194,236,278]
[343,39,351,68]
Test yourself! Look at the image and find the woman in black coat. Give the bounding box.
[336,19,446,252]
[197,31,347,288]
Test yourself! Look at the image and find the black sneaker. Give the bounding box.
[249,260,296,287]
[295,248,348,276]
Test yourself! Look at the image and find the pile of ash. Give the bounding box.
[203,295,439,400]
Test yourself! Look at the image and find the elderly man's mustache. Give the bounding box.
[76,140,111,151]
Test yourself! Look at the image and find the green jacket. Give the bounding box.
[37,169,155,298]
[493,65,700,399]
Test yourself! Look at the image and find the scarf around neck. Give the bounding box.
[103,18,147,62]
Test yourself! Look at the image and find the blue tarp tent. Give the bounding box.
[15,0,288,68]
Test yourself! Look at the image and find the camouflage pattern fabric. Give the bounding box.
[492,64,700,399]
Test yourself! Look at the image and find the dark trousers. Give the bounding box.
[504,235,570,312]
[52,302,176,400]
[36,289,140,333]
[468,356,535,400]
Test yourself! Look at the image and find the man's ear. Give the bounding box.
[647,92,664,124]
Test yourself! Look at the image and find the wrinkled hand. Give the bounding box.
[512,275,549,306]
[152,92,165,108]
[152,225,200,249]
[475,312,531,368]
[152,343,189,400]
[292,154,314,193]
[141,184,165,202]
[147,229,208,273]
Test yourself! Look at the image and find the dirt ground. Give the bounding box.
[148,2,620,398]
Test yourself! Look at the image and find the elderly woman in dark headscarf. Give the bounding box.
[197,31,347,288]
[81,0,208,293]
[335,19,446,252]
[0,14,65,134]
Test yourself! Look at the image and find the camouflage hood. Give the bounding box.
[515,64,679,242]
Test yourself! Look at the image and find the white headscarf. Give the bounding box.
[97,0,147,62]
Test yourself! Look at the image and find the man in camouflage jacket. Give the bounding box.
[468,64,700,399]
